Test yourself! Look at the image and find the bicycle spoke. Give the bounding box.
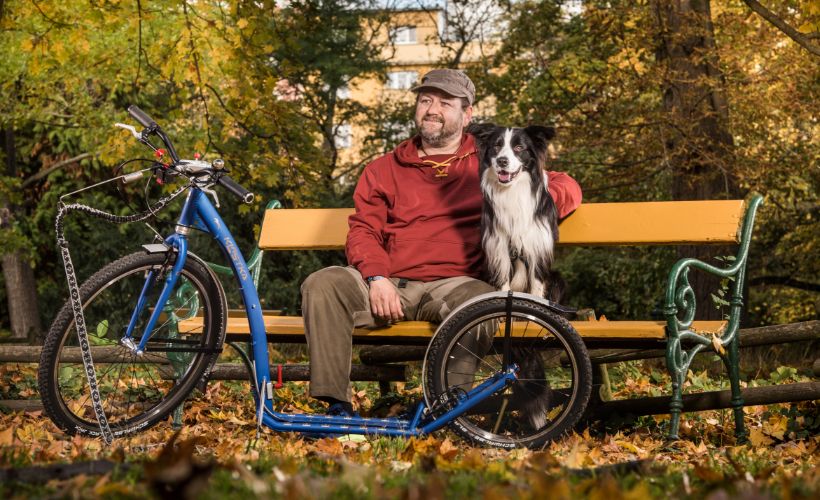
[454,340,499,372]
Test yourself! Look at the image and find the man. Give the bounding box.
[301,69,582,415]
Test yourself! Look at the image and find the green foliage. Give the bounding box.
[557,246,676,319]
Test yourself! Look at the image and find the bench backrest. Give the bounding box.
[258,200,748,250]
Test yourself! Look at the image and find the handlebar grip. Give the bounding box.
[127,105,158,129]
[217,175,255,204]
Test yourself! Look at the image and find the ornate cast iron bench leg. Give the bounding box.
[663,194,763,441]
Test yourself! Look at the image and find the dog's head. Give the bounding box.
[469,123,555,186]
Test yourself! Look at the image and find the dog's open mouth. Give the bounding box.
[497,170,519,184]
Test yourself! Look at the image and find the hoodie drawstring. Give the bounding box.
[421,151,472,177]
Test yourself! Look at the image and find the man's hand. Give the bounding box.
[369,279,404,321]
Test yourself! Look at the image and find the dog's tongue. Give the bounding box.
[498,170,512,183]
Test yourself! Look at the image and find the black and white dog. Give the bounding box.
[470,123,562,301]
[469,123,562,431]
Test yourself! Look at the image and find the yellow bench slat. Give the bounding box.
[258,200,746,249]
[177,315,726,341]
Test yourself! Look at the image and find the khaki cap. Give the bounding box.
[411,69,475,105]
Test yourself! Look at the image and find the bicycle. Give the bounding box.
[37,105,592,449]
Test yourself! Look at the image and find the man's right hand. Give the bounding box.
[369,279,404,321]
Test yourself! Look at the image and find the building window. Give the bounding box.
[386,71,418,90]
[335,123,352,149]
[390,25,417,45]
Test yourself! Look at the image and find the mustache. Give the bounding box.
[422,114,444,123]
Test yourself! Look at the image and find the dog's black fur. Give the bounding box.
[468,122,563,431]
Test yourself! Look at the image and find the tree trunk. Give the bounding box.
[2,128,42,342]
[653,0,743,320]
[2,253,42,341]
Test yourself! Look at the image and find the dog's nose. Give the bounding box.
[496,156,509,168]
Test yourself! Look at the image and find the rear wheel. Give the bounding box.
[424,296,592,449]
[38,251,226,437]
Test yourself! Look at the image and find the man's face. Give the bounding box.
[414,90,472,148]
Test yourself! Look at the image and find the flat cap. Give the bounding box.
[411,69,475,105]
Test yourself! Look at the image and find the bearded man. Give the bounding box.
[300,69,582,416]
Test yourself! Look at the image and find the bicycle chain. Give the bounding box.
[54,187,186,445]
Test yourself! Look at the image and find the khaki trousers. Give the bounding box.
[301,266,495,402]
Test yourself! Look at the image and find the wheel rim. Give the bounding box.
[436,308,582,446]
[51,263,215,432]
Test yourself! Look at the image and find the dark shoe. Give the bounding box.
[327,402,357,417]
[300,403,360,440]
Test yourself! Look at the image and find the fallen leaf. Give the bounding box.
[749,427,774,447]
[0,426,15,445]
[693,463,724,483]
[438,438,459,461]
[313,437,344,456]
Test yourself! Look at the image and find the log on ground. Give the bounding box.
[592,381,820,418]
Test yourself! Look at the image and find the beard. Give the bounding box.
[417,114,462,148]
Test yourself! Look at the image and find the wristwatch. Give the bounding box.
[366,275,386,286]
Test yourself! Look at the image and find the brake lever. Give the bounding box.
[115,123,160,153]
[114,123,142,140]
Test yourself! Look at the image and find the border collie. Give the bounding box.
[470,123,561,300]
[469,123,562,431]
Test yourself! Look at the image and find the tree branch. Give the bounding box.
[742,0,820,57]
[20,153,94,188]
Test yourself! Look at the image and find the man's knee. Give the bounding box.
[301,266,360,296]
[447,279,496,307]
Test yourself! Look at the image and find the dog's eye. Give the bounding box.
[493,145,502,152]
[513,144,524,152]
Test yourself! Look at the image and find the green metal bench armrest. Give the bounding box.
[663,194,763,369]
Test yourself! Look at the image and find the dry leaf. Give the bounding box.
[438,438,459,461]
[314,437,344,456]
[749,427,774,447]
[0,426,15,446]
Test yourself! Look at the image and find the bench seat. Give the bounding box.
[179,314,726,345]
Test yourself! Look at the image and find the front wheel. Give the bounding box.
[38,251,226,437]
[423,296,592,449]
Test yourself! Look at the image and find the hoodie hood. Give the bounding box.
[394,133,477,168]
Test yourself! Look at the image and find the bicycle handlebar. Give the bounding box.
[217,175,255,204]
[123,104,254,204]
[127,105,157,129]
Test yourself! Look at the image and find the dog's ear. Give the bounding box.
[467,122,497,148]
[524,125,555,147]
[524,125,555,163]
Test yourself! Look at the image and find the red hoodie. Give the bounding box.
[346,134,582,281]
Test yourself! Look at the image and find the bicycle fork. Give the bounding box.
[121,235,189,355]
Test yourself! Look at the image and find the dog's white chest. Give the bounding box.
[488,174,554,256]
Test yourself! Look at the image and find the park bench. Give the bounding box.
[175,193,820,440]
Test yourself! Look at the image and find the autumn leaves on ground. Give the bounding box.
[1,362,817,499]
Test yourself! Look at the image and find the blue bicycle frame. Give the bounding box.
[126,186,520,437]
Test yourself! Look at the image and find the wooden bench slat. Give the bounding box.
[178,315,727,341]
[258,200,746,249]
